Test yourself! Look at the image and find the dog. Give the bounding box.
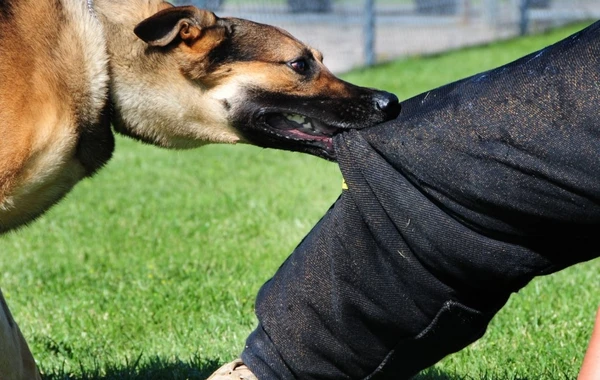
[0,0,400,378]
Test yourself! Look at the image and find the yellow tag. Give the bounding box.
[342,179,348,190]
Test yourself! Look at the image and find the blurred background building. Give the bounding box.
[174,0,600,73]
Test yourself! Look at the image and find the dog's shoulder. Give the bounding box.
[0,0,113,232]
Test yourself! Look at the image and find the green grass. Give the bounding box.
[1,22,598,379]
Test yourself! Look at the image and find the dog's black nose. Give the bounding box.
[374,91,401,120]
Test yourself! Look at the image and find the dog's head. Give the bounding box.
[129,5,400,160]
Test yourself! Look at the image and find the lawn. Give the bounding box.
[1,22,598,379]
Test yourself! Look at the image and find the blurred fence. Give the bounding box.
[175,0,600,73]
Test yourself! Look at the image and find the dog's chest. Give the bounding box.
[0,111,90,232]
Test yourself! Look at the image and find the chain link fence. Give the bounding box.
[175,0,600,73]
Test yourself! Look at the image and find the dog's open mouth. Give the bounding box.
[263,113,339,138]
[249,112,342,160]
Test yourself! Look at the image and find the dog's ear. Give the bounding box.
[134,6,218,47]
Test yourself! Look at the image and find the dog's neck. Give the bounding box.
[92,0,240,148]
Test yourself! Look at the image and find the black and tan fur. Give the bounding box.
[0,0,400,378]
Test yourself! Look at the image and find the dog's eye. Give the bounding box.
[289,59,308,74]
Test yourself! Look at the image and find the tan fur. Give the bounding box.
[0,1,399,377]
[0,0,108,231]
[96,0,241,148]
[0,0,239,377]
[210,60,353,97]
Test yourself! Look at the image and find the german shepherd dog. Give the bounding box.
[0,0,400,377]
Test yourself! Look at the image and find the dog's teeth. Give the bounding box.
[302,122,314,130]
[286,114,305,124]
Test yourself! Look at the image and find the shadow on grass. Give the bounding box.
[412,367,463,380]
[413,367,532,380]
[41,359,535,380]
[41,355,222,380]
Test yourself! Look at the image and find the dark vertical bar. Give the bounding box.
[364,0,376,67]
[520,0,531,35]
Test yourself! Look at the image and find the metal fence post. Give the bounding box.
[519,0,531,35]
[458,0,470,23]
[364,0,375,67]
[482,0,498,27]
